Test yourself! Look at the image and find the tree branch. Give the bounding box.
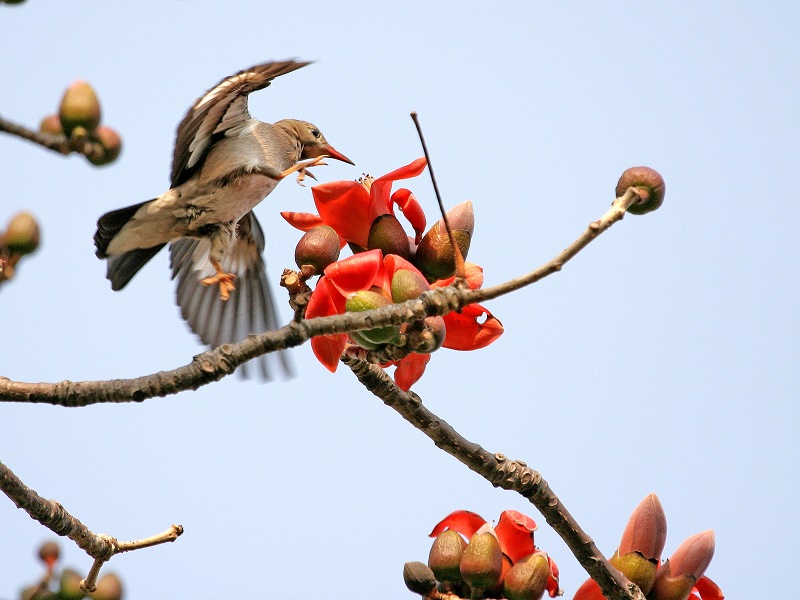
[0,459,183,591]
[0,113,105,158]
[342,356,645,600]
[0,189,643,406]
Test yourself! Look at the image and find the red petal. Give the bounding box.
[312,180,372,247]
[495,510,537,563]
[573,578,604,600]
[442,304,504,350]
[546,554,561,597]
[429,510,487,539]
[306,278,348,372]
[311,334,347,372]
[393,353,430,391]
[432,262,484,290]
[280,211,324,232]
[693,576,725,600]
[370,157,428,216]
[389,188,427,244]
[324,250,384,297]
[384,253,427,281]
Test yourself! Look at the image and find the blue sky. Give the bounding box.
[2,2,798,598]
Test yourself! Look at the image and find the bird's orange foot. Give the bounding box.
[281,155,328,187]
[200,271,236,301]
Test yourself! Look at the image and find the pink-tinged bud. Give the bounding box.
[367,214,411,260]
[428,529,467,586]
[413,223,471,282]
[37,540,60,569]
[91,572,123,600]
[59,80,102,136]
[39,114,63,136]
[460,525,503,597]
[615,166,665,215]
[4,212,40,256]
[446,201,475,234]
[403,562,438,596]
[503,552,550,600]
[345,290,401,345]
[295,225,341,274]
[649,531,716,600]
[87,126,122,166]
[609,550,659,596]
[619,493,667,561]
[391,268,430,303]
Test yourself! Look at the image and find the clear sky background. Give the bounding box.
[1,2,798,599]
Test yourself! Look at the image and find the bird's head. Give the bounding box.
[276,119,354,165]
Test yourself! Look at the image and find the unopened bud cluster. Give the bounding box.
[18,541,124,600]
[39,80,122,167]
[0,212,40,283]
[616,166,666,215]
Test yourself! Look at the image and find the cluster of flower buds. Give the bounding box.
[403,510,560,600]
[0,211,40,284]
[39,80,122,167]
[573,494,722,600]
[284,158,503,389]
[18,540,123,600]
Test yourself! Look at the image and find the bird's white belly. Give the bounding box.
[188,174,278,228]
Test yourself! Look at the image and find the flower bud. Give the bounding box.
[403,561,438,596]
[345,290,401,345]
[609,550,658,596]
[39,114,63,136]
[428,528,466,585]
[87,126,122,166]
[618,493,667,561]
[503,552,550,600]
[37,540,60,569]
[295,225,341,274]
[460,526,503,597]
[413,225,471,282]
[649,531,715,600]
[59,80,102,136]
[59,568,85,600]
[4,212,40,256]
[90,573,123,600]
[616,166,665,215]
[367,214,411,260]
[412,316,446,354]
[391,268,430,303]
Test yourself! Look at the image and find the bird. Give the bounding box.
[94,60,354,378]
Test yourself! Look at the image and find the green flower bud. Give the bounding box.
[428,529,466,585]
[503,553,550,600]
[413,222,471,282]
[460,529,503,597]
[4,212,40,256]
[90,573,123,600]
[59,80,101,136]
[609,550,658,596]
[390,268,430,303]
[345,290,401,345]
[59,568,86,600]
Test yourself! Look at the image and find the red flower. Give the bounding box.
[430,510,560,598]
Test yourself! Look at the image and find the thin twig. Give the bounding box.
[342,356,645,600]
[0,113,105,158]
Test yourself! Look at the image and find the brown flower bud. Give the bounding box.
[503,552,550,600]
[367,214,411,260]
[38,540,60,568]
[59,80,101,136]
[403,561,438,596]
[87,126,122,166]
[615,166,666,215]
[4,212,40,255]
[294,225,341,274]
[90,573,123,600]
[413,224,471,282]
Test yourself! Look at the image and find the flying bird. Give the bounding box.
[94,60,353,378]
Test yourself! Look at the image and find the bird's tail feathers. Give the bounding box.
[94,199,154,258]
[106,244,166,291]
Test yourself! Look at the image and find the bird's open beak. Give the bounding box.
[324,144,355,165]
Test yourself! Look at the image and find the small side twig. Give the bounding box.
[0,113,104,157]
[0,460,183,592]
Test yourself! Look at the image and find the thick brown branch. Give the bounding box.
[0,190,642,406]
[342,357,645,600]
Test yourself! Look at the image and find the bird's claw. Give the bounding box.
[200,271,236,301]
[280,155,328,187]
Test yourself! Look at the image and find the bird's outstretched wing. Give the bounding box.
[169,212,293,379]
[170,60,312,187]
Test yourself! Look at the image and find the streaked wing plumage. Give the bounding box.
[170,60,311,187]
[169,212,292,379]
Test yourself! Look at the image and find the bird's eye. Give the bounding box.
[311,128,321,138]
